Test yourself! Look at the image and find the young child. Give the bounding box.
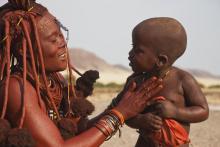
[109,17,209,147]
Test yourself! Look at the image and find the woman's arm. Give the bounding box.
[6,77,107,147]
[6,76,162,147]
[25,106,106,147]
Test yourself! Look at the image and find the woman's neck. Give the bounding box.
[25,63,54,87]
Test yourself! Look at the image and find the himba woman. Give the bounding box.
[0,0,163,146]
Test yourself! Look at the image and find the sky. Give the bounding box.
[0,0,220,75]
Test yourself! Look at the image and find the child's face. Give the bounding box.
[128,30,157,73]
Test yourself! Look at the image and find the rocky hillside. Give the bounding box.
[68,48,131,84]
[68,48,220,86]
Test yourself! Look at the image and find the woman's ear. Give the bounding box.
[18,47,31,59]
[156,54,168,68]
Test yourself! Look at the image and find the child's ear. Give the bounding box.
[156,54,168,68]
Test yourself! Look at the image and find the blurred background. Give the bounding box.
[0,0,220,146]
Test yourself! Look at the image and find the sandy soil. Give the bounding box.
[88,89,220,147]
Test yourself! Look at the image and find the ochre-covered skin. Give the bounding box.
[0,1,163,146]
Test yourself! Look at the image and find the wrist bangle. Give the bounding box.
[94,112,124,141]
[94,123,109,137]
[109,109,125,125]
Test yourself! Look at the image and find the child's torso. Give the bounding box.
[135,67,190,131]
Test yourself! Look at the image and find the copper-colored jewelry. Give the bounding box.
[94,112,124,141]
[94,123,109,137]
[96,120,112,136]
[109,109,125,125]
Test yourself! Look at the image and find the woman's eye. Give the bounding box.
[51,39,56,43]
[50,36,57,43]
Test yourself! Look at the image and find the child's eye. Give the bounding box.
[134,48,141,53]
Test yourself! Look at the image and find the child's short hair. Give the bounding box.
[134,17,187,64]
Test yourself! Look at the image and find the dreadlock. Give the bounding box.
[0,0,75,127]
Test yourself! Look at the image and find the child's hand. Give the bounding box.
[154,100,178,119]
[140,112,163,131]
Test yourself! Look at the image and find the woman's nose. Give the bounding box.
[57,34,65,47]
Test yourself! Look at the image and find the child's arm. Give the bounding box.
[156,73,209,123]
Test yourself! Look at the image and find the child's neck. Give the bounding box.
[158,67,171,79]
[144,66,171,79]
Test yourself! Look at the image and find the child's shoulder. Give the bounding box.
[173,66,194,78]
[172,66,198,84]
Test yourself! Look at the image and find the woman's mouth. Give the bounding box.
[58,52,67,60]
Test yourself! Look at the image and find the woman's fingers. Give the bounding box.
[137,83,163,109]
[145,78,163,93]
[114,77,163,120]
[136,78,163,99]
[127,81,137,92]
[136,77,157,94]
[143,84,163,102]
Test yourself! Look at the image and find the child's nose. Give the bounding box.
[128,50,134,59]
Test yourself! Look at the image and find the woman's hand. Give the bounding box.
[114,77,163,120]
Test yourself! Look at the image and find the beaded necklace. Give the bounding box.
[11,66,66,121]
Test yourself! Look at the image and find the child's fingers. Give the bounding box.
[151,123,162,131]
[152,114,162,123]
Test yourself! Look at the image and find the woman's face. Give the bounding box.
[37,12,67,72]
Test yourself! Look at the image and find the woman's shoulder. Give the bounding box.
[0,75,40,126]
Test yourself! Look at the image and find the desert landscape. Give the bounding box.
[70,48,220,147]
